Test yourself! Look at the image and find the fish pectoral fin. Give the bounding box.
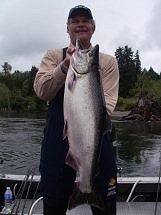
[63,120,68,140]
[65,151,80,171]
[68,186,104,210]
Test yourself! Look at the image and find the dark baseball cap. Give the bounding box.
[68,5,93,19]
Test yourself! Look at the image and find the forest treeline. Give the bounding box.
[0,45,161,113]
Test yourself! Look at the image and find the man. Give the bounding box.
[34,5,119,215]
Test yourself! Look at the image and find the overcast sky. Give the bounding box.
[0,0,161,74]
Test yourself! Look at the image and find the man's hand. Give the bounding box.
[63,47,75,68]
[60,47,75,74]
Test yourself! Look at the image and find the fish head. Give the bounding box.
[71,39,99,75]
[88,44,99,72]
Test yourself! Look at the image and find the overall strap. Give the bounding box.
[63,47,68,60]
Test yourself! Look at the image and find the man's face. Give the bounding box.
[67,15,95,47]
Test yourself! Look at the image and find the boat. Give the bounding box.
[0,173,161,214]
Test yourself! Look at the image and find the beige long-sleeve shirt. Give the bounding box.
[34,46,119,115]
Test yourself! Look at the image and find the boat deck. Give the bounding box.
[117,202,161,215]
[69,202,161,215]
[1,175,161,214]
[1,201,160,215]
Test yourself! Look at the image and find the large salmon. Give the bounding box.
[63,40,111,208]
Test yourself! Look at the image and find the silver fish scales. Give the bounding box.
[63,40,111,208]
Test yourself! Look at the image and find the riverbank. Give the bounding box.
[0,110,130,120]
[111,111,130,121]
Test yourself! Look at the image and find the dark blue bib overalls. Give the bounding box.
[39,49,117,215]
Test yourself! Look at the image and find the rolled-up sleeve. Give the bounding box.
[33,49,66,101]
[100,53,119,115]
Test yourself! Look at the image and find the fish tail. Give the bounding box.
[68,186,104,210]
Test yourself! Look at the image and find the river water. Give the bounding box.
[0,115,161,177]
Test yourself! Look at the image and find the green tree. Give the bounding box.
[147,67,159,80]
[133,69,161,100]
[0,62,14,91]
[134,50,141,75]
[22,66,38,96]
[1,62,12,75]
[0,83,11,109]
[115,46,141,98]
[0,63,46,113]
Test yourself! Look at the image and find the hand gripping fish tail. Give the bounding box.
[63,39,113,210]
